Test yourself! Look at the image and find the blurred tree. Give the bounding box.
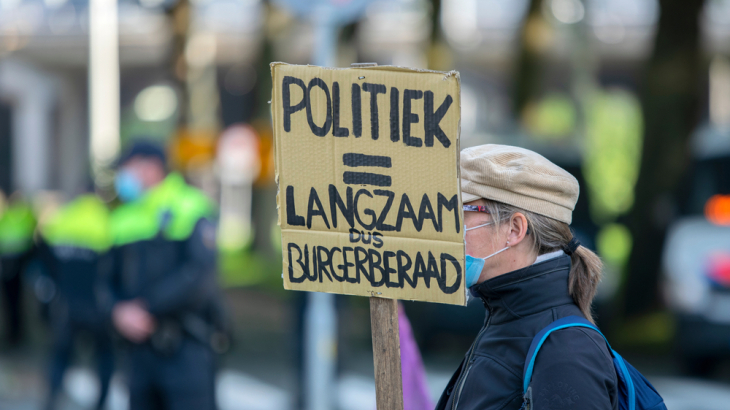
[513,0,546,118]
[584,90,643,225]
[427,0,454,71]
[166,0,191,126]
[254,1,275,121]
[429,0,441,44]
[623,0,705,317]
[0,104,10,194]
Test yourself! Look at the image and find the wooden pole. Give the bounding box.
[370,297,404,410]
[350,61,403,410]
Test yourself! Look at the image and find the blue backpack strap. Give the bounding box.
[522,316,637,410]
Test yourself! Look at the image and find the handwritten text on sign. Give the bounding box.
[272,64,465,305]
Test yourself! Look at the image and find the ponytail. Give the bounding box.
[482,200,603,324]
[567,246,603,324]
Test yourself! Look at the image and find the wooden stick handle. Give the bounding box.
[356,60,402,410]
[370,297,404,410]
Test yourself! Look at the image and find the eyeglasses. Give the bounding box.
[463,205,492,232]
[464,205,532,235]
[463,205,490,214]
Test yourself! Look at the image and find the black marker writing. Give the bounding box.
[287,242,462,294]
[286,185,459,234]
[281,75,454,147]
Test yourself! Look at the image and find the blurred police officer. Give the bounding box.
[0,194,36,346]
[38,194,114,410]
[107,141,225,410]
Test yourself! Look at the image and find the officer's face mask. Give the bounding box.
[464,221,510,288]
[115,170,144,202]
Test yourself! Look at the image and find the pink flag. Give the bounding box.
[399,303,433,410]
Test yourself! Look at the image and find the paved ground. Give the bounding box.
[2,357,730,410]
[2,288,730,409]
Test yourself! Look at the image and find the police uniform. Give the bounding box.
[38,195,115,410]
[0,200,36,346]
[107,173,222,410]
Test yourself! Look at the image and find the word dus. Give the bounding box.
[287,243,462,295]
[281,76,454,148]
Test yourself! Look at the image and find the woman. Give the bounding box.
[436,145,617,410]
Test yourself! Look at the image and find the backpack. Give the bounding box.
[522,316,667,410]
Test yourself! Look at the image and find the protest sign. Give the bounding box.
[272,63,465,306]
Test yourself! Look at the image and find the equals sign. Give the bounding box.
[342,153,392,187]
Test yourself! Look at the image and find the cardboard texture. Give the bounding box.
[271,63,465,306]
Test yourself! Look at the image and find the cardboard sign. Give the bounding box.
[272,63,465,306]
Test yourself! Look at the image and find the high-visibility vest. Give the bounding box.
[40,194,112,252]
[0,202,36,256]
[111,173,215,246]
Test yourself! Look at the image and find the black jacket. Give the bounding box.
[37,240,110,326]
[104,219,228,354]
[106,220,217,315]
[436,254,618,410]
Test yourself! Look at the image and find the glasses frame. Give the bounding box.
[462,205,490,214]
[463,205,533,235]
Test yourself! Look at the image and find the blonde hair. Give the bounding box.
[482,200,603,324]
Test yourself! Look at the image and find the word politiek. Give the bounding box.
[281,76,454,148]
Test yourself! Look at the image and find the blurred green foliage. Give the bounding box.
[120,105,178,147]
[219,248,285,293]
[584,89,643,224]
[615,311,675,348]
[596,223,633,269]
[524,92,577,139]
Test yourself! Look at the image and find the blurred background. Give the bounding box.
[1,0,730,409]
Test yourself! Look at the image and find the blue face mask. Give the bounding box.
[115,170,144,202]
[464,220,509,288]
[465,247,510,288]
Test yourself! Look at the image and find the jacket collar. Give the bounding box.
[471,254,575,324]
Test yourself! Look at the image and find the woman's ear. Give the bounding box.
[506,212,529,246]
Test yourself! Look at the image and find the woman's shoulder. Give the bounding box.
[530,326,618,409]
[544,325,614,362]
[532,324,616,386]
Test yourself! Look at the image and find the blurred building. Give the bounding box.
[0,0,263,197]
[1,0,730,408]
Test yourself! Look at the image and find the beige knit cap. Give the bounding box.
[460,144,579,224]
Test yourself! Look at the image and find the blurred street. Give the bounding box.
[2,0,730,408]
[7,364,730,410]
[3,289,730,410]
